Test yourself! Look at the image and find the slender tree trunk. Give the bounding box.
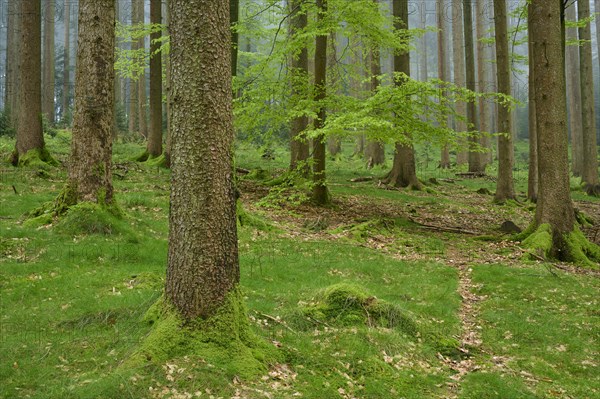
[312,0,330,205]
[566,3,583,177]
[327,32,342,157]
[578,0,599,186]
[128,0,139,134]
[137,0,148,139]
[527,3,538,202]
[147,0,163,157]
[66,0,115,204]
[493,0,515,202]
[437,0,451,168]
[383,0,421,189]
[230,0,239,78]
[476,0,491,167]
[452,0,467,164]
[6,0,21,127]
[114,0,121,137]
[164,0,171,166]
[43,0,55,124]
[62,0,70,123]
[289,0,310,174]
[15,0,44,161]
[166,0,239,319]
[529,0,576,257]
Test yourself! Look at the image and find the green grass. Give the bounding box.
[0,133,599,398]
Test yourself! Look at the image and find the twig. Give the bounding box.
[349,176,373,183]
[408,218,478,235]
[255,311,296,334]
[12,185,18,194]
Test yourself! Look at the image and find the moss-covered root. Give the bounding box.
[126,287,277,379]
[10,147,58,168]
[521,224,600,268]
[145,153,169,168]
[134,150,150,162]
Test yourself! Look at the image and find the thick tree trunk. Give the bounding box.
[15,0,44,159]
[43,0,55,124]
[137,0,148,139]
[527,4,538,202]
[67,0,115,204]
[529,0,576,256]
[493,0,515,202]
[147,0,163,157]
[452,0,467,164]
[476,0,491,167]
[566,3,583,177]
[6,0,21,127]
[288,0,310,174]
[312,0,330,205]
[166,0,239,319]
[437,0,451,168]
[62,0,70,123]
[578,0,599,186]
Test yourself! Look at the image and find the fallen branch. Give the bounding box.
[455,172,486,178]
[349,176,374,183]
[236,167,250,175]
[254,311,296,334]
[408,218,478,235]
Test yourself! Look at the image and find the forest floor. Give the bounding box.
[0,133,599,399]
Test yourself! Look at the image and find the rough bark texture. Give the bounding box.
[6,0,21,127]
[62,0,70,123]
[312,0,330,205]
[67,0,115,203]
[451,0,467,164]
[137,0,148,139]
[289,0,310,174]
[565,3,583,176]
[147,0,163,157]
[529,0,576,256]
[166,0,239,319]
[475,0,491,166]
[128,0,139,134]
[164,0,171,166]
[16,0,45,158]
[577,0,599,186]
[437,0,451,168]
[365,4,385,169]
[493,0,515,202]
[527,3,538,202]
[382,0,421,189]
[43,0,55,124]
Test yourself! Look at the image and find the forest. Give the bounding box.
[0,0,599,398]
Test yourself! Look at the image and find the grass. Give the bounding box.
[0,132,599,398]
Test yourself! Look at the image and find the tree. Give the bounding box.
[476,0,492,166]
[128,0,139,134]
[493,0,515,202]
[312,0,330,205]
[525,0,600,264]
[577,0,599,188]
[438,0,451,168]
[62,0,71,123]
[231,0,239,77]
[527,1,538,202]
[451,0,467,164]
[381,0,420,189]
[43,0,56,124]
[147,0,163,158]
[5,0,21,127]
[64,0,115,204]
[565,3,583,177]
[137,0,148,139]
[289,0,310,174]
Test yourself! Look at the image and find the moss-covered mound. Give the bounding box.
[296,283,418,335]
[54,202,136,240]
[11,147,58,168]
[127,288,277,379]
[145,153,169,168]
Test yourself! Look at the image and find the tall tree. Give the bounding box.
[475,0,491,166]
[43,0,56,124]
[312,0,330,205]
[231,0,239,77]
[65,0,115,204]
[565,3,583,176]
[137,0,148,139]
[5,0,21,127]
[62,0,70,123]
[493,0,515,202]
[128,0,139,133]
[577,0,599,188]
[527,1,538,202]
[14,0,46,164]
[382,0,421,189]
[437,0,451,168]
[451,0,467,164]
[288,0,310,174]
[147,0,163,157]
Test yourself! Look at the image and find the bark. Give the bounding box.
[164,0,171,166]
[288,0,310,174]
[147,0,163,157]
[527,2,538,202]
[493,0,515,202]
[166,0,239,319]
[382,0,421,189]
[529,0,576,255]
[62,0,70,123]
[230,0,239,77]
[312,0,330,205]
[137,0,148,139]
[437,0,451,168]
[128,0,138,133]
[43,0,55,124]
[114,0,122,136]
[16,0,44,158]
[565,3,583,176]
[476,0,491,166]
[578,0,599,186]
[6,0,21,127]
[67,0,115,203]
[452,0,467,164]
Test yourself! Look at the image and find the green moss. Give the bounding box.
[54,202,134,239]
[245,167,270,181]
[22,213,53,228]
[16,147,58,168]
[563,228,600,268]
[521,223,552,259]
[134,150,149,162]
[236,201,273,231]
[128,287,277,379]
[145,153,169,168]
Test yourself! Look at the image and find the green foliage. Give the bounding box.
[0,109,15,137]
[115,21,168,81]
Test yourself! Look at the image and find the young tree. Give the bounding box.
[147,0,163,158]
[5,0,21,127]
[565,3,583,177]
[128,0,139,134]
[493,0,515,202]
[62,0,71,123]
[63,0,115,205]
[451,0,467,164]
[527,2,538,202]
[43,0,56,124]
[438,0,451,168]
[137,0,148,139]
[476,0,492,166]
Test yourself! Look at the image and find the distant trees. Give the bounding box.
[147,0,163,158]
[43,0,56,124]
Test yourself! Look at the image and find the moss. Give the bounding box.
[16,147,58,168]
[296,283,418,335]
[128,287,277,379]
[245,167,270,181]
[145,153,169,168]
[563,228,600,268]
[22,213,53,228]
[521,224,552,260]
[134,150,149,162]
[236,201,273,231]
[54,202,134,239]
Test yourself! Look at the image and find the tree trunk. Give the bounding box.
[147,0,163,157]
[529,0,576,257]
[43,0,55,124]
[15,0,45,160]
[164,0,171,167]
[565,3,583,177]
[137,0,148,139]
[578,0,599,186]
[382,0,421,189]
[527,2,538,202]
[493,0,515,202]
[6,0,21,127]
[312,0,330,205]
[476,0,491,167]
[114,0,122,137]
[67,0,115,204]
[230,0,239,78]
[128,0,139,134]
[62,0,70,123]
[288,0,310,174]
[452,0,468,164]
[437,0,451,168]
[166,0,239,320]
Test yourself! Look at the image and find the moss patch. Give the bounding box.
[54,202,135,239]
[145,153,169,168]
[563,228,600,268]
[14,147,58,168]
[134,150,149,162]
[521,223,552,260]
[128,287,277,379]
[236,201,273,231]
